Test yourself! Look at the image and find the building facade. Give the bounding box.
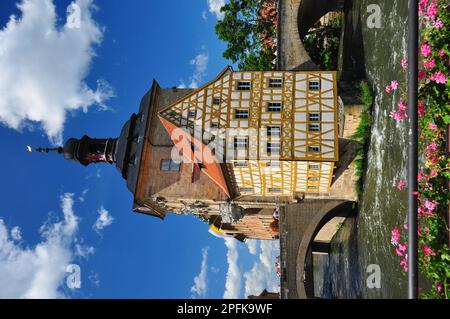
[39,67,338,241]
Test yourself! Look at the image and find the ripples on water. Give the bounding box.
[315,0,410,299]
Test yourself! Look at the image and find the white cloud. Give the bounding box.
[10,226,22,241]
[243,241,280,298]
[223,238,241,299]
[0,193,82,298]
[245,239,258,255]
[78,188,89,203]
[188,53,209,89]
[93,206,113,234]
[201,10,208,21]
[207,0,226,20]
[88,271,100,287]
[190,247,209,298]
[0,0,114,145]
[75,243,95,259]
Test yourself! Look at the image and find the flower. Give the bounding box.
[391,227,401,246]
[424,59,435,69]
[390,80,399,91]
[435,282,443,293]
[396,247,404,257]
[420,43,432,57]
[400,257,408,272]
[438,49,445,57]
[398,243,407,252]
[425,3,438,20]
[424,199,437,212]
[397,99,407,111]
[426,141,438,153]
[418,70,426,81]
[430,168,437,178]
[396,180,406,190]
[429,71,448,84]
[428,122,437,130]
[401,58,408,69]
[390,109,407,121]
[385,85,392,93]
[422,244,436,256]
[432,18,444,28]
[418,100,425,115]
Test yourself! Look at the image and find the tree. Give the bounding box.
[215,0,276,71]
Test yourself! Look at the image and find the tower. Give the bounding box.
[33,67,339,241]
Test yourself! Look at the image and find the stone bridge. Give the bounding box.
[276,0,345,70]
[279,200,357,299]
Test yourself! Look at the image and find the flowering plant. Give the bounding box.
[387,0,450,299]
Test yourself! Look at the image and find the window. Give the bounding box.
[309,124,321,132]
[235,109,249,119]
[308,186,318,190]
[308,80,320,91]
[308,146,320,152]
[234,162,248,168]
[160,159,181,172]
[308,164,321,170]
[309,112,321,121]
[210,122,219,128]
[267,126,281,137]
[213,98,221,105]
[188,110,196,118]
[268,188,282,193]
[267,142,280,155]
[237,81,251,90]
[239,187,253,193]
[266,161,281,167]
[267,102,282,112]
[234,137,248,149]
[268,78,283,88]
[308,177,320,181]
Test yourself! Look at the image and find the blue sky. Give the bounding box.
[0,0,279,298]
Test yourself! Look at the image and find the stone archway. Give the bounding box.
[277,0,345,71]
[295,200,356,298]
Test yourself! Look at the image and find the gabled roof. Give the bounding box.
[158,115,231,198]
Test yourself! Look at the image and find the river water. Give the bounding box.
[315,0,411,298]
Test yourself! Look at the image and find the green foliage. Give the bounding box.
[352,81,373,199]
[215,0,276,70]
[302,16,342,70]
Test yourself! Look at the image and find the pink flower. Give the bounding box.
[418,70,426,81]
[424,199,437,212]
[401,58,408,70]
[421,43,432,57]
[422,244,436,256]
[396,247,404,257]
[432,18,444,28]
[426,141,438,153]
[425,3,438,20]
[429,71,448,84]
[424,59,435,69]
[438,49,445,57]
[430,168,437,178]
[396,180,406,190]
[391,227,401,246]
[397,99,407,111]
[400,258,408,272]
[418,100,425,115]
[435,282,443,293]
[390,80,398,91]
[385,85,392,93]
[390,109,407,121]
[403,223,408,230]
[398,243,407,252]
[429,122,437,130]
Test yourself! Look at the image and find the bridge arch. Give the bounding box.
[295,200,357,298]
[277,0,344,70]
